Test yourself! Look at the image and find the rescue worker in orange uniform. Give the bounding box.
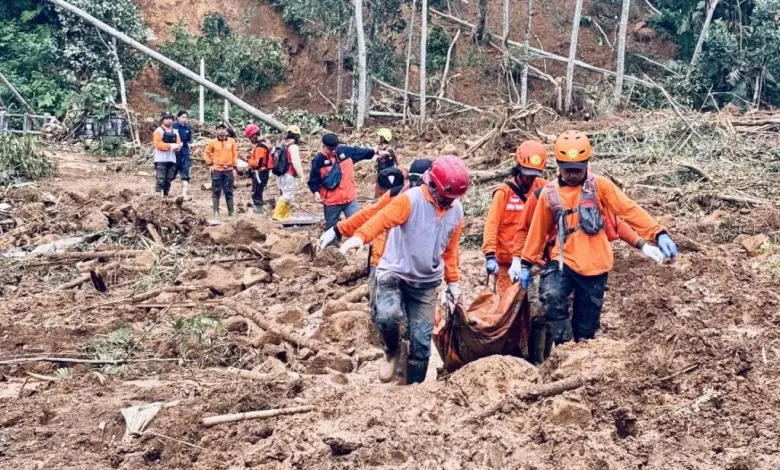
[243,124,273,213]
[204,123,238,218]
[510,130,677,347]
[340,156,469,384]
[483,141,548,297]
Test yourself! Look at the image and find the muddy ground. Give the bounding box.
[2,118,780,470]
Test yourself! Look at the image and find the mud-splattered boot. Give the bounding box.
[226,198,235,217]
[378,347,399,383]
[212,197,220,218]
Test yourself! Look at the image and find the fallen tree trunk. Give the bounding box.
[224,300,324,352]
[202,405,316,427]
[46,0,286,131]
[0,71,37,115]
[372,77,489,115]
[518,375,589,401]
[471,167,514,184]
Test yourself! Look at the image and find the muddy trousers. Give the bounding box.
[211,170,235,215]
[250,169,270,208]
[540,263,608,345]
[155,162,177,196]
[375,272,438,384]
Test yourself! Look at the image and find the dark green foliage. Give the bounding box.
[427,25,452,71]
[0,0,148,117]
[158,17,287,100]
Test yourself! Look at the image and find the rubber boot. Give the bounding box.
[212,197,220,218]
[527,322,547,366]
[378,348,399,383]
[181,181,189,201]
[254,203,263,214]
[226,198,235,217]
[273,199,291,221]
[406,359,429,384]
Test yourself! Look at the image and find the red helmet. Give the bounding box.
[244,123,260,139]
[428,156,470,199]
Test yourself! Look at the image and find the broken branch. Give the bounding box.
[202,405,316,427]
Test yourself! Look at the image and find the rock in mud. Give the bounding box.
[81,209,109,232]
[274,306,304,328]
[314,246,345,268]
[307,350,354,374]
[323,435,362,456]
[316,311,370,348]
[741,234,769,257]
[200,215,273,245]
[270,255,304,278]
[243,267,270,288]
[551,399,592,427]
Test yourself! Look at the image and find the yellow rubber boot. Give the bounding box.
[273,199,291,221]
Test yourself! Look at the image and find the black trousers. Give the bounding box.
[155,162,176,195]
[539,263,608,344]
[250,169,270,205]
[211,170,234,201]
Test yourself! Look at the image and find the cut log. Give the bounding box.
[519,375,589,401]
[201,405,316,427]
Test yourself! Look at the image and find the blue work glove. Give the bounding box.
[485,256,499,275]
[657,234,678,259]
[519,267,532,290]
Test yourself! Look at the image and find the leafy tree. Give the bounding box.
[158,17,287,100]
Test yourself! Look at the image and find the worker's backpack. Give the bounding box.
[544,172,605,268]
[271,144,290,176]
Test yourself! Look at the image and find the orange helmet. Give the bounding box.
[554,130,592,169]
[514,140,548,177]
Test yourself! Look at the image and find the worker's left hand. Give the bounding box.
[441,283,462,306]
[485,256,499,275]
[657,234,678,259]
[314,193,323,203]
[641,244,665,264]
[339,236,364,255]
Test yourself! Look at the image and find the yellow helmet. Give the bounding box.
[377,128,393,143]
[286,125,301,136]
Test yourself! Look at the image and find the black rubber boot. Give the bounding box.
[226,198,235,217]
[405,359,429,384]
[253,202,263,214]
[527,322,547,366]
[212,197,220,218]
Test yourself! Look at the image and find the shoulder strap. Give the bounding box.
[504,181,528,202]
[581,172,597,202]
[544,180,564,218]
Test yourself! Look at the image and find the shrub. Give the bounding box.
[0,135,57,185]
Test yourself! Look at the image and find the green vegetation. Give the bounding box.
[0,0,148,117]
[0,134,57,185]
[158,15,287,104]
[427,25,453,72]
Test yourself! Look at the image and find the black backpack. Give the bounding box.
[272,145,290,176]
[321,157,343,191]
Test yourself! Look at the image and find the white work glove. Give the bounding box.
[314,193,323,203]
[339,236,364,255]
[441,283,462,306]
[319,228,338,250]
[508,257,524,283]
[641,243,665,264]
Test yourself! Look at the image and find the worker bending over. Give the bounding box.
[341,156,468,384]
[204,123,238,218]
[510,130,677,347]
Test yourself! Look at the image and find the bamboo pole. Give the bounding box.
[202,405,316,427]
[419,0,428,125]
[45,0,285,131]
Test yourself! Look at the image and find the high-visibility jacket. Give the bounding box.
[337,187,404,267]
[308,145,375,206]
[521,174,665,276]
[483,179,547,265]
[355,185,463,284]
[248,140,272,170]
[204,138,238,171]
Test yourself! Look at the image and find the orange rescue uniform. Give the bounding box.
[337,189,396,267]
[521,175,665,276]
[483,179,547,295]
[355,185,463,283]
[204,138,238,171]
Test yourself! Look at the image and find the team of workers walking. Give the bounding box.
[152,110,678,385]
